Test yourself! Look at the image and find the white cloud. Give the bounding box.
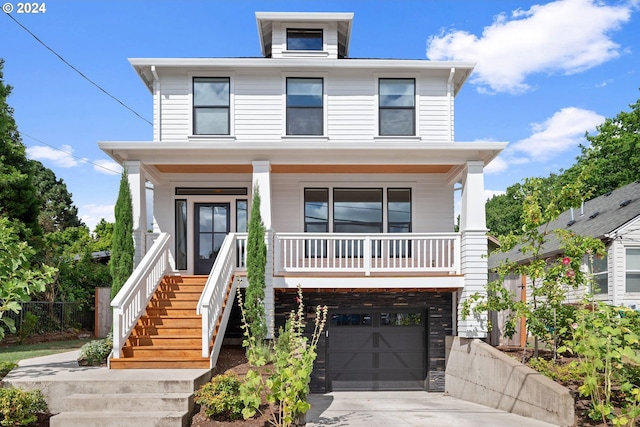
[81,204,115,232]
[510,107,604,160]
[93,159,122,175]
[484,156,508,174]
[26,144,85,168]
[426,0,632,94]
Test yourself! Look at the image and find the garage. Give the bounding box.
[326,309,426,391]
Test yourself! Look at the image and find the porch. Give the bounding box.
[110,230,464,369]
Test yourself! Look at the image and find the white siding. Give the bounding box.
[271,22,338,58]
[418,75,449,142]
[613,222,640,307]
[326,71,376,139]
[156,69,452,143]
[234,72,283,139]
[159,72,190,141]
[270,173,454,233]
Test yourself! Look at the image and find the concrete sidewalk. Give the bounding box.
[306,391,557,427]
[3,351,557,426]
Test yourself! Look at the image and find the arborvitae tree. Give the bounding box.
[0,59,40,238]
[110,169,134,300]
[245,186,267,342]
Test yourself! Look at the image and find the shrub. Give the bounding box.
[17,312,38,344]
[195,372,244,420]
[77,333,112,366]
[0,388,47,426]
[0,362,17,380]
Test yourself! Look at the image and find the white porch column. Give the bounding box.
[458,161,489,338]
[252,161,275,338]
[124,161,147,267]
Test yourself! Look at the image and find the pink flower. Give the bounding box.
[566,270,575,278]
[562,257,571,265]
[296,297,301,304]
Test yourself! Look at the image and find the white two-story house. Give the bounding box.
[99,11,506,393]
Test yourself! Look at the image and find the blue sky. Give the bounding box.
[2,0,639,231]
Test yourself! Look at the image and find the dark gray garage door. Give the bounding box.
[326,309,426,391]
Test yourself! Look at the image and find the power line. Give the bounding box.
[21,131,121,175]
[5,13,153,126]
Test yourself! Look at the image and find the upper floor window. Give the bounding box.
[379,78,415,136]
[287,29,323,51]
[626,248,640,293]
[193,77,230,135]
[286,78,323,135]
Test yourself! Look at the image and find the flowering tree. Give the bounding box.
[463,175,605,356]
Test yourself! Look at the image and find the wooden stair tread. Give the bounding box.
[112,273,231,370]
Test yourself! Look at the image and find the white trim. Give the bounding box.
[281,71,329,137]
[374,72,421,138]
[188,71,235,138]
[282,51,330,58]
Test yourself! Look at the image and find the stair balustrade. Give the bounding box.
[197,233,247,366]
[111,232,171,360]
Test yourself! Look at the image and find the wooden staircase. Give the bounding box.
[110,275,210,369]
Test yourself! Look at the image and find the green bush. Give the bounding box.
[77,333,112,366]
[17,312,38,345]
[0,388,47,426]
[195,372,244,420]
[0,362,17,380]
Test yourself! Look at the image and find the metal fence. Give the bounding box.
[4,301,94,338]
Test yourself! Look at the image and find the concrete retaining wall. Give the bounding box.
[445,337,574,427]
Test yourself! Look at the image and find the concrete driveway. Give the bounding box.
[306,391,557,426]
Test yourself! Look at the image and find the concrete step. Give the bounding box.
[63,392,193,412]
[50,411,189,427]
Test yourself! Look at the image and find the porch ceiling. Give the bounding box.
[98,141,507,169]
[154,164,454,174]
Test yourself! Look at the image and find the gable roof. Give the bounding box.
[489,180,640,267]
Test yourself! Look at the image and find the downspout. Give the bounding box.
[447,68,455,143]
[151,66,160,141]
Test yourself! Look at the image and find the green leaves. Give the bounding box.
[0,216,55,340]
[245,185,267,343]
[110,169,134,300]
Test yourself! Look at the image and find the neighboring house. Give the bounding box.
[99,11,506,392]
[488,180,640,341]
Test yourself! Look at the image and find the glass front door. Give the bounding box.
[194,203,230,275]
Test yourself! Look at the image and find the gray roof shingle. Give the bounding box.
[489,180,640,268]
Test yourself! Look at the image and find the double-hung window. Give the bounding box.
[626,248,640,293]
[287,29,323,51]
[379,78,415,136]
[193,77,230,135]
[592,255,608,294]
[286,78,323,135]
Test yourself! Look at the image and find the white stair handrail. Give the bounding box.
[197,233,238,365]
[111,232,171,359]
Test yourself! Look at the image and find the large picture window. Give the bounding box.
[193,77,230,135]
[379,78,415,136]
[287,29,323,51]
[333,188,383,233]
[626,248,640,293]
[286,78,323,135]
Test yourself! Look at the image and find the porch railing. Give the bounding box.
[274,232,461,276]
[197,233,246,366]
[111,232,171,359]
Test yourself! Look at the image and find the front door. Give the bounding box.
[194,203,230,275]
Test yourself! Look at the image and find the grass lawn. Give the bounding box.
[0,339,92,365]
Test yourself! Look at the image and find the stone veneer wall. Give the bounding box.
[274,289,453,393]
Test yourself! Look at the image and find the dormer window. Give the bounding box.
[287,29,323,51]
